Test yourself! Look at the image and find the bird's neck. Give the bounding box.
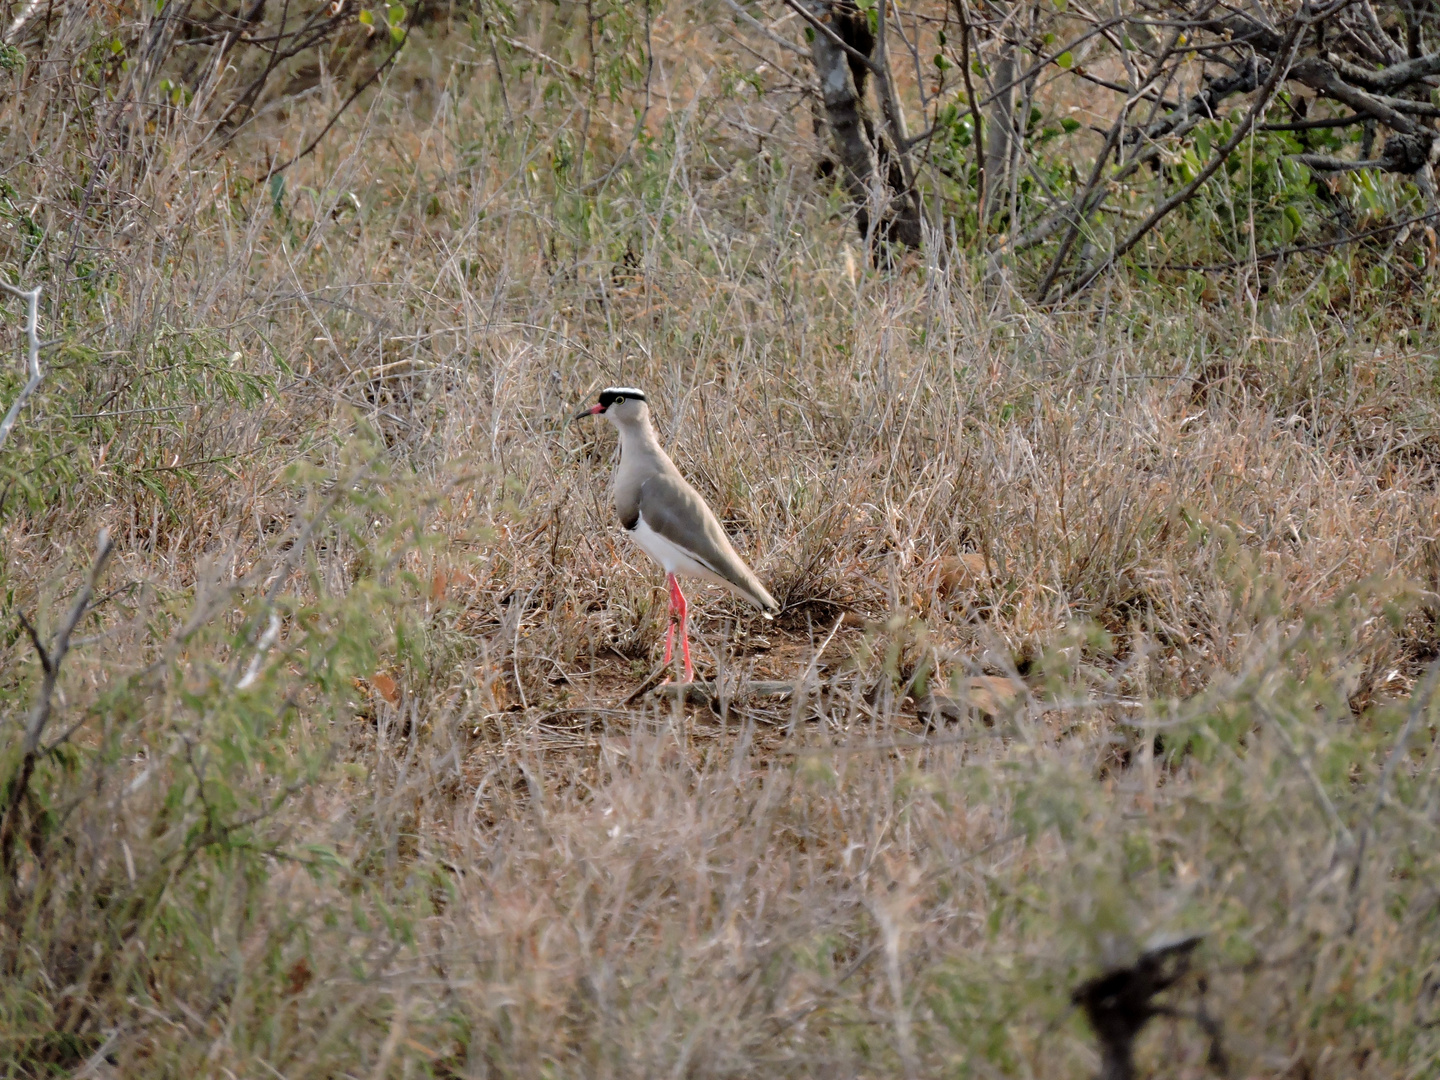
[615,418,663,456]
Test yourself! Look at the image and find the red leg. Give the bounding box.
[659,573,680,682]
[674,578,694,683]
[661,620,675,668]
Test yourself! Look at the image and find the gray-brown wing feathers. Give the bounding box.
[638,472,778,611]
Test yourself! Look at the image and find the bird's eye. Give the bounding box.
[615,395,625,404]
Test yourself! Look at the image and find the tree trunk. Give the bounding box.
[803,1,920,258]
[983,41,1017,222]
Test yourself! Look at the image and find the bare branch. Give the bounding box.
[1290,152,1386,172]
[1348,661,1440,927]
[719,0,808,58]
[1060,15,1306,301]
[1010,57,1272,255]
[1038,21,1187,300]
[2,530,116,874]
[236,611,283,689]
[1325,45,1440,91]
[1137,208,1440,273]
[951,0,987,224]
[0,282,42,455]
[1291,56,1424,135]
[2,0,42,43]
[261,4,417,178]
[1037,113,1128,302]
[874,0,919,207]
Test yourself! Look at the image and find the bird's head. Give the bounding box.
[574,386,649,426]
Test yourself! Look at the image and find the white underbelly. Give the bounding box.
[629,515,729,589]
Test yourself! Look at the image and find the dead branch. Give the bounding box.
[0,282,42,455]
[1290,152,1387,172]
[951,0,987,223]
[1348,661,1440,931]
[1059,15,1306,301]
[750,0,1440,290]
[1072,934,1226,1080]
[2,530,116,876]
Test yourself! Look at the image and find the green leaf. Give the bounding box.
[1284,204,1303,240]
[358,8,373,24]
[387,2,404,25]
[1056,51,1073,69]
[1061,118,1080,133]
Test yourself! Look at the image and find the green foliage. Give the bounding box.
[1174,125,1330,257]
[0,319,278,521]
[0,442,446,1072]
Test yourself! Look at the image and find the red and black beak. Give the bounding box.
[573,402,605,421]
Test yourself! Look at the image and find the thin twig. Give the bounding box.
[1262,703,1355,851]
[236,611,283,689]
[1038,22,1188,299]
[1060,16,1306,301]
[788,612,846,735]
[1036,110,1128,302]
[1260,115,1366,131]
[2,530,116,873]
[1134,208,1440,271]
[719,0,808,58]
[0,282,43,454]
[1348,661,1440,923]
[262,5,416,180]
[951,0,986,223]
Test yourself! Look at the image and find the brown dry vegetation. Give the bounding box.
[2,1,1440,1076]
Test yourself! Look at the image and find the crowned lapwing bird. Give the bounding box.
[575,387,778,683]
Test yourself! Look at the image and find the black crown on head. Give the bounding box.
[599,387,646,407]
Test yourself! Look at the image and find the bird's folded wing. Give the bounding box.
[638,472,772,606]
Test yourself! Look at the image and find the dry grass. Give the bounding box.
[2,2,1439,1076]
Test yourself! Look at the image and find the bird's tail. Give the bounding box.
[746,580,780,617]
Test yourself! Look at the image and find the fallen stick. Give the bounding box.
[651,679,808,706]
